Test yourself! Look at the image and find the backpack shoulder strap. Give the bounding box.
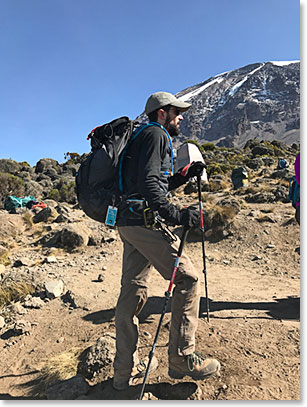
[118,122,174,193]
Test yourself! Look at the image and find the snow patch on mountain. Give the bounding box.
[270,60,300,66]
[179,77,224,102]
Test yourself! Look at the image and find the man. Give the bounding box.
[113,91,220,390]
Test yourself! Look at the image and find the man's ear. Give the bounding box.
[157,108,167,123]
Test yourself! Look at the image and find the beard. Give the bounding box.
[166,123,180,137]
[165,114,181,137]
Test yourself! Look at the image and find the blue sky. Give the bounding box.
[0,0,300,167]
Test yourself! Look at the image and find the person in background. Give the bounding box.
[294,152,300,224]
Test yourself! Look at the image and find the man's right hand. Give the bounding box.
[179,206,200,228]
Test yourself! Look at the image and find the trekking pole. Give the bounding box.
[138,226,190,400]
[197,174,210,323]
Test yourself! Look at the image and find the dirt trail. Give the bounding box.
[0,200,300,400]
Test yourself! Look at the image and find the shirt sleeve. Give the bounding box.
[137,128,181,224]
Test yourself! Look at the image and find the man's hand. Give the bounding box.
[180,161,206,179]
[179,206,200,228]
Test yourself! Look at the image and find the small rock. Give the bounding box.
[33,207,53,223]
[45,279,64,299]
[0,315,5,329]
[142,392,158,400]
[102,266,107,271]
[266,244,275,249]
[46,255,57,263]
[61,290,88,309]
[252,255,262,261]
[97,274,104,282]
[56,337,64,343]
[11,302,27,315]
[13,258,32,267]
[23,296,45,309]
[13,319,31,335]
[143,331,152,339]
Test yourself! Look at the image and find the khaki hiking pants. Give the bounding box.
[114,225,201,378]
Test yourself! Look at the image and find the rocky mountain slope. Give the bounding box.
[138,61,300,149]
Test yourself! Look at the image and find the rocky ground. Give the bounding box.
[0,161,300,401]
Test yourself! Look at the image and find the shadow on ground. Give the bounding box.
[82,295,299,325]
[86,377,199,400]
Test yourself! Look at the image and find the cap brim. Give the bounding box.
[170,99,191,112]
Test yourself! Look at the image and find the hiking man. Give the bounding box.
[113,91,221,390]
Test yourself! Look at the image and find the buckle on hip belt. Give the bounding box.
[143,207,157,228]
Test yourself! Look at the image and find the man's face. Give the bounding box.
[164,106,183,137]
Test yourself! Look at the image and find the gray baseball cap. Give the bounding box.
[145,91,191,115]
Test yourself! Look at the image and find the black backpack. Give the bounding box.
[75,116,135,222]
[76,117,155,224]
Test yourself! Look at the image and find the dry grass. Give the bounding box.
[20,347,83,398]
[0,281,35,309]
[0,250,11,266]
[22,211,34,229]
[39,347,82,385]
[214,204,237,221]
[208,180,231,192]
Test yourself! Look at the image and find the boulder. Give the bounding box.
[59,225,90,249]
[245,158,263,170]
[35,158,60,174]
[0,159,22,175]
[24,180,44,198]
[77,335,116,379]
[33,207,53,223]
[251,145,274,156]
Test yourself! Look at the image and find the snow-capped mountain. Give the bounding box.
[139,61,300,148]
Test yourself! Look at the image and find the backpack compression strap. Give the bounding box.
[118,122,173,193]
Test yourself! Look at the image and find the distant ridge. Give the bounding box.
[138,61,300,148]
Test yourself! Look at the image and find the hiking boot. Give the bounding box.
[113,356,158,391]
[168,352,220,380]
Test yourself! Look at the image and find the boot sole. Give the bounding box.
[168,367,220,380]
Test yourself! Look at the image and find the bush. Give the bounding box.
[202,142,216,152]
[48,180,76,204]
[48,189,61,201]
[0,281,35,309]
[0,172,25,205]
[64,152,82,164]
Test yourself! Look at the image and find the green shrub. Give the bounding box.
[59,180,76,203]
[202,142,216,152]
[207,163,224,177]
[0,172,25,205]
[48,189,61,201]
[64,152,82,164]
[49,180,76,203]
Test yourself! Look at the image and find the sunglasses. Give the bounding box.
[172,107,182,116]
